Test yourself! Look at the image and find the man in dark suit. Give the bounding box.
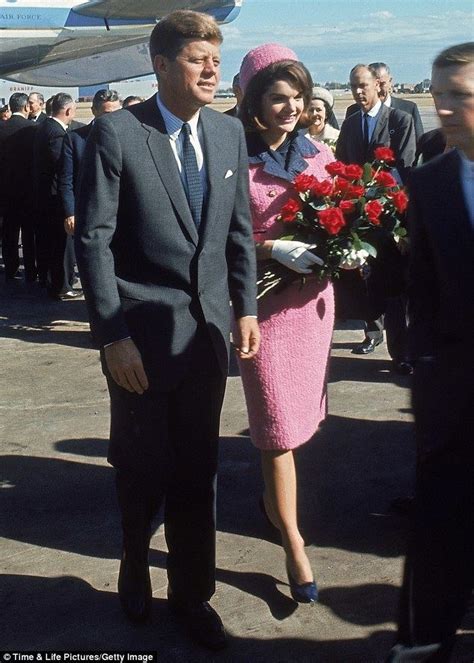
[28,92,47,124]
[75,10,259,651]
[33,92,78,298]
[387,42,474,663]
[58,89,121,276]
[345,62,424,142]
[336,64,416,367]
[0,93,37,281]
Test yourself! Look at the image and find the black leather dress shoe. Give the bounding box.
[118,552,152,623]
[168,595,227,651]
[352,337,383,355]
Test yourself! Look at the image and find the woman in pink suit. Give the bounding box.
[237,45,335,602]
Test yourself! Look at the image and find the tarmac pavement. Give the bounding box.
[1,277,473,662]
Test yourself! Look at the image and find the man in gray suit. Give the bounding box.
[345,62,424,142]
[75,10,259,651]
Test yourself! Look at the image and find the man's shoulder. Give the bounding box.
[411,150,456,187]
[387,105,412,126]
[201,105,242,131]
[391,97,417,114]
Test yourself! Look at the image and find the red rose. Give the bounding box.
[334,177,350,195]
[339,200,356,215]
[325,160,347,177]
[280,197,302,222]
[345,184,365,198]
[365,199,384,224]
[344,164,364,180]
[373,146,395,163]
[374,170,398,187]
[311,179,333,197]
[389,189,409,213]
[293,173,317,193]
[318,207,346,235]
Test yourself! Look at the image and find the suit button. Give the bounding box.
[268,189,277,197]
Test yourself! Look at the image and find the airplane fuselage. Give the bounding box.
[0,0,241,86]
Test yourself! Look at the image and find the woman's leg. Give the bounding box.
[260,449,314,584]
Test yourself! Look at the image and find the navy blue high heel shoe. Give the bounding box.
[286,566,318,603]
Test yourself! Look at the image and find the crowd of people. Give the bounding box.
[1,9,473,661]
[0,89,143,299]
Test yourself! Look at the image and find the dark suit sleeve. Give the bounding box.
[75,117,130,346]
[391,110,416,181]
[226,122,258,318]
[58,132,75,218]
[407,170,439,358]
[412,105,424,143]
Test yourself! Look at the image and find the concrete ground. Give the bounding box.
[1,277,472,662]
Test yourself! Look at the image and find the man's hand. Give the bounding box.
[104,338,149,394]
[64,216,75,236]
[233,316,260,360]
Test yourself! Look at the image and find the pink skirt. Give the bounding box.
[237,278,334,451]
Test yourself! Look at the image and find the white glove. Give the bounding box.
[339,248,369,270]
[271,239,323,274]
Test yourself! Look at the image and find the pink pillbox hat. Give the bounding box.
[239,43,299,94]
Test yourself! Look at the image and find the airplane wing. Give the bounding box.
[74,0,242,21]
[2,36,153,87]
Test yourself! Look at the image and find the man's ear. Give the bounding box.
[153,54,168,78]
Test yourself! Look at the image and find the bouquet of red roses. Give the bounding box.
[257,146,409,299]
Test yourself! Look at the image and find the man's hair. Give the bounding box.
[9,92,29,113]
[122,95,144,108]
[92,88,120,110]
[149,10,222,61]
[369,62,390,77]
[29,91,45,104]
[51,92,74,116]
[349,64,376,80]
[239,60,313,132]
[433,42,474,68]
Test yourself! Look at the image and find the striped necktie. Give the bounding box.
[181,122,203,229]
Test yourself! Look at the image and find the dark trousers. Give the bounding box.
[107,333,226,603]
[2,207,36,280]
[390,360,474,661]
[364,295,408,360]
[36,201,69,294]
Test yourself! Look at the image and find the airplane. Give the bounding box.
[0,0,242,86]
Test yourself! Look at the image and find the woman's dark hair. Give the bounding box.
[239,60,313,131]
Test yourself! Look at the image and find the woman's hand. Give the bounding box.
[271,239,323,274]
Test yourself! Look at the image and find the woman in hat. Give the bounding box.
[237,44,336,603]
[303,87,340,146]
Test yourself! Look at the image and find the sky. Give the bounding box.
[218,0,474,87]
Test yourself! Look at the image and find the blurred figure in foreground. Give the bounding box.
[387,41,474,663]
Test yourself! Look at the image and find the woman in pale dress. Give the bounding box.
[237,44,336,602]
[304,86,340,146]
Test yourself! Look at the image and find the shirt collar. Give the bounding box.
[156,94,200,141]
[51,116,68,131]
[384,94,392,108]
[363,99,382,118]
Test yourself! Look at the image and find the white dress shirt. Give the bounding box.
[155,94,208,201]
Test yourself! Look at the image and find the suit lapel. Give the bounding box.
[199,109,227,243]
[138,98,199,246]
[351,112,365,162]
[371,105,389,148]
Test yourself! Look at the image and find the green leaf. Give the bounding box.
[360,241,377,258]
